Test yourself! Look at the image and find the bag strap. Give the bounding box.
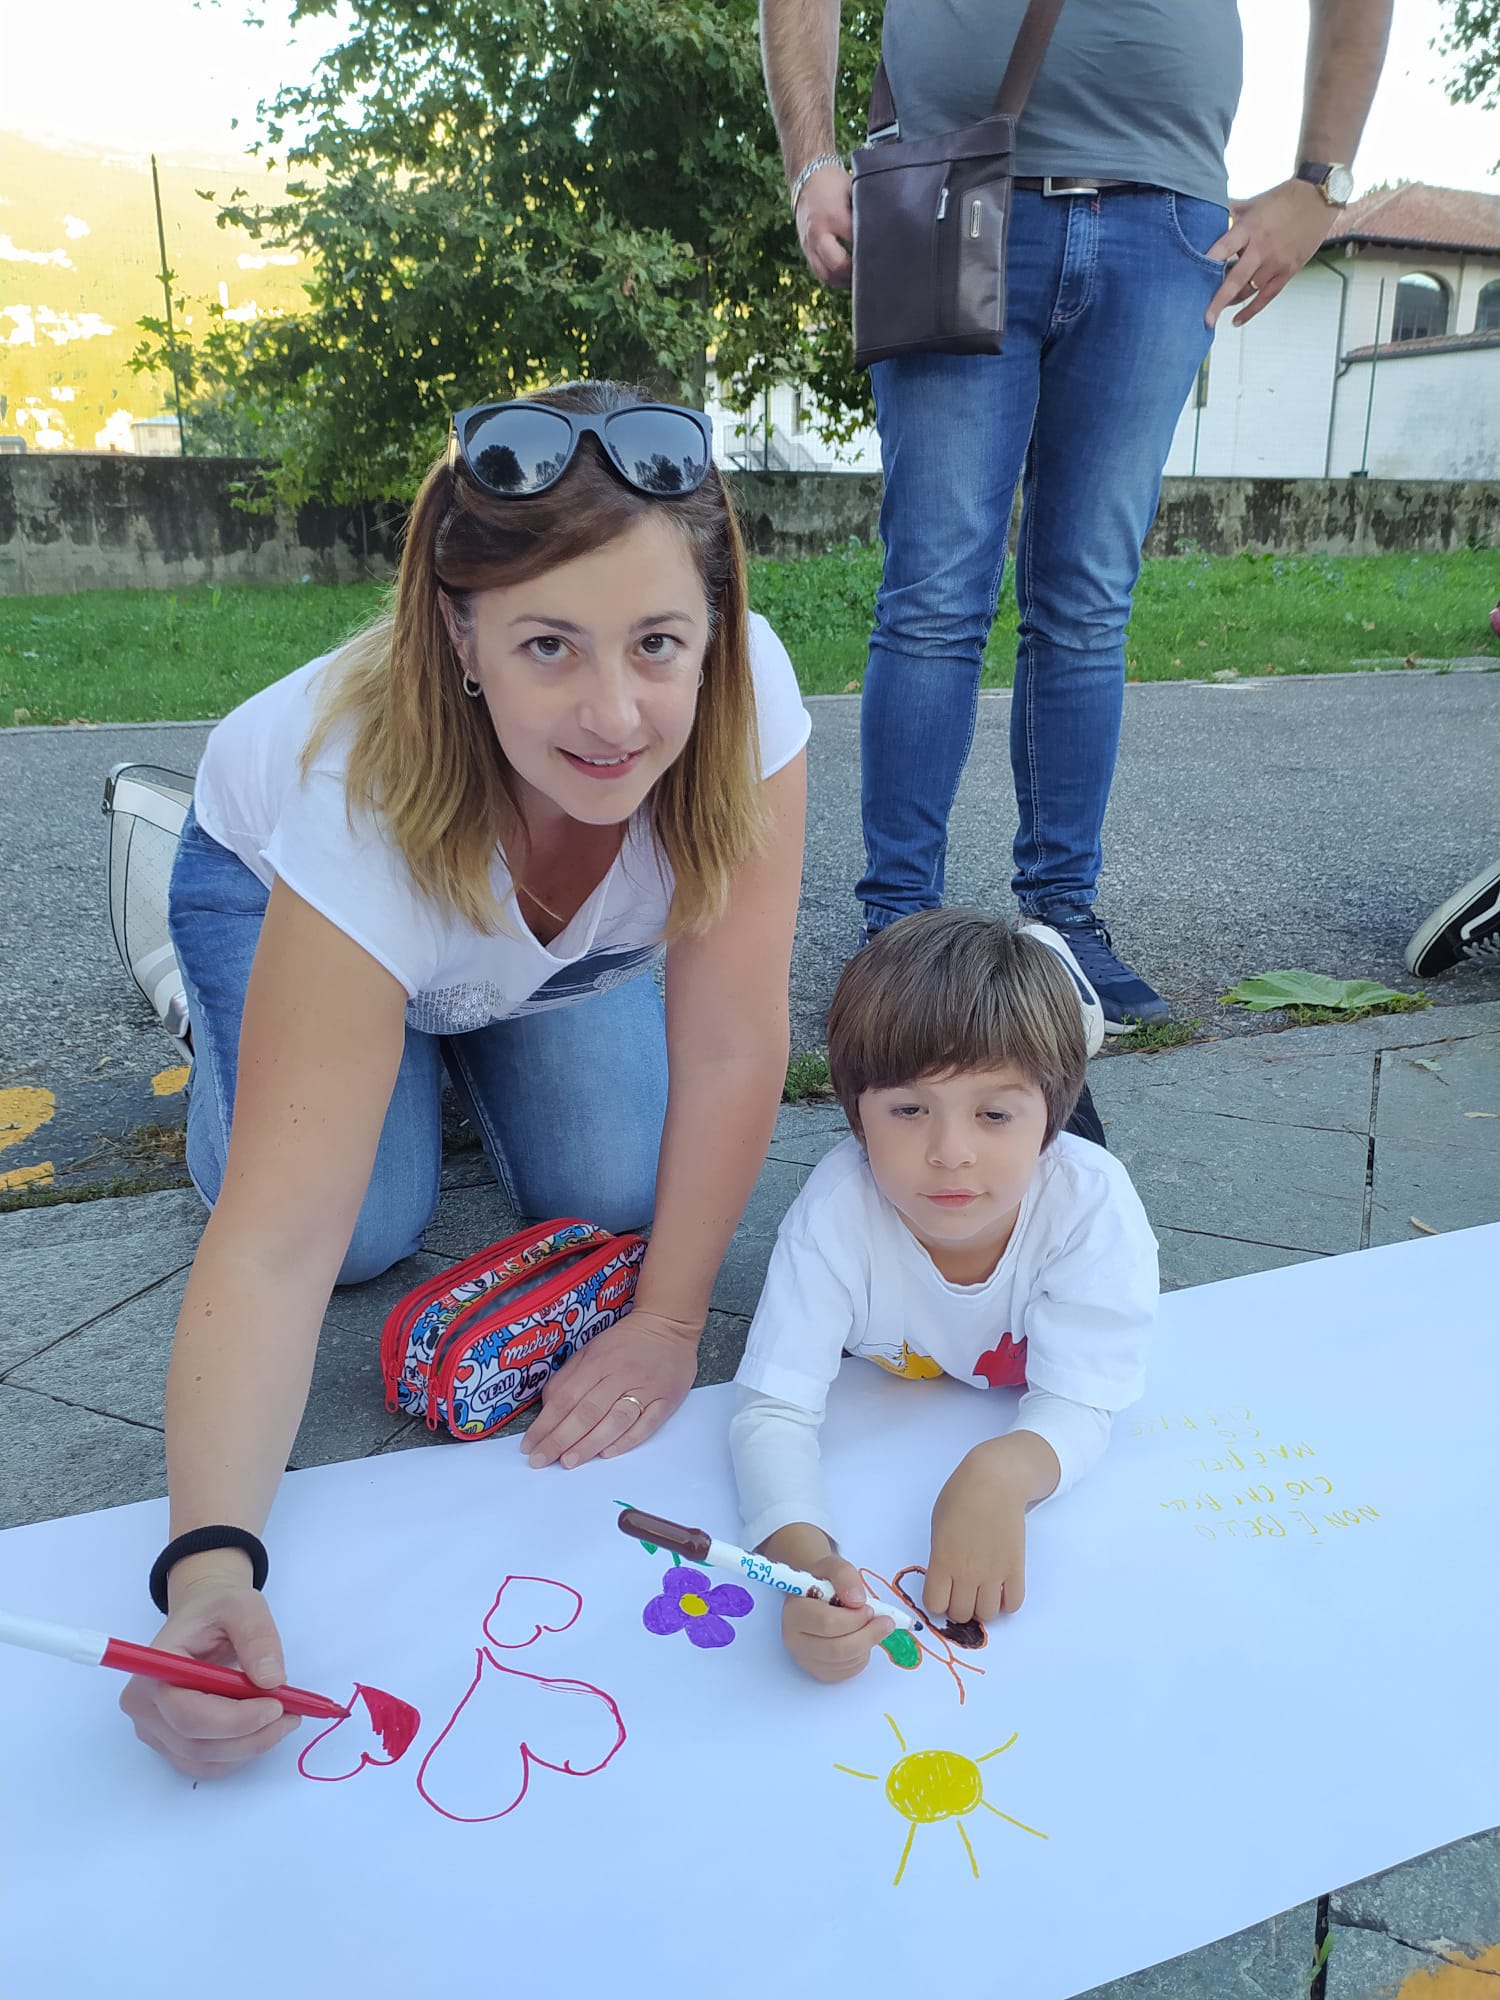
[867,0,1066,139]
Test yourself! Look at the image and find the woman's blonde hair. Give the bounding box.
[303,381,766,938]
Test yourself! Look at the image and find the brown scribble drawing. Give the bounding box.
[860,1565,987,1706]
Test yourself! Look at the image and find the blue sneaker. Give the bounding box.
[1030,910,1169,1034]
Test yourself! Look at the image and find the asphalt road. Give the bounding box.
[2,669,1496,1191]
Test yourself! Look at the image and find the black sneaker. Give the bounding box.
[1032,910,1170,1034]
[1404,862,1500,977]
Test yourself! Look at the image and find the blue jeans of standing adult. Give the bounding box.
[858,187,1229,931]
[168,810,669,1284]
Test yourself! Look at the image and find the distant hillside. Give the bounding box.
[0,132,310,449]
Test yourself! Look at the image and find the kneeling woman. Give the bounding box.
[126,384,808,1774]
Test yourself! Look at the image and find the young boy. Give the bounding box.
[730,910,1157,1682]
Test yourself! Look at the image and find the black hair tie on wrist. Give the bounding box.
[149,1526,269,1616]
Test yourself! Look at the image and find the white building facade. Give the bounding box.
[716,184,1500,486]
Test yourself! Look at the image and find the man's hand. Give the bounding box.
[796,163,853,290]
[925,1438,1039,1625]
[523,1311,699,1470]
[1205,179,1336,329]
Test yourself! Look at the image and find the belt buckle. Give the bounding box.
[1041,175,1099,197]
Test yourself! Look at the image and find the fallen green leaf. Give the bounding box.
[1220,971,1428,1016]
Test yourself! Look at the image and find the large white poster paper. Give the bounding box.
[1,1228,1496,2000]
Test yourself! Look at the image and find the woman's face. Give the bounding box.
[458,513,711,832]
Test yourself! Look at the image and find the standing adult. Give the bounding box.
[122,381,809,1777]
[762,0,1392,1028]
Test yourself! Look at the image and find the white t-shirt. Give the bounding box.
[192,611,810,1034]
[731,1132,1158,1549]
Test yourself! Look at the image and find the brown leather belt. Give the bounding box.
[1013,175,1158,196]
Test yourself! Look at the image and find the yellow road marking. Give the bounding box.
[0,1161,54,1192]
[151,1065,192,1098]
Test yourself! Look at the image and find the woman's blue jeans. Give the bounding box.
[168,811,668,1284]
[858,188,1229,930]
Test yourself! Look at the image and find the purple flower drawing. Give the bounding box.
[641,1566,754,1650]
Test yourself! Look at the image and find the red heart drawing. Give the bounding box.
[481,1574,584,1651]
[297,1683,422,1783]
[415,1648,626,1823]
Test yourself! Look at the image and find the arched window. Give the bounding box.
[1391,272,1450,342]
[1476,280,1500,334]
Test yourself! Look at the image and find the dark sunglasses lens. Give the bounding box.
[603,411,711,494]
[462,406,573,494]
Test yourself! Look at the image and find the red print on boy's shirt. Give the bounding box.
[974,1333,1027,1388]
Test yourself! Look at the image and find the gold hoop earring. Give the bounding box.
[461,671,482,699]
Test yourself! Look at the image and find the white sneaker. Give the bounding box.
[103,763,194,1059]
[1017,921,1107,1059]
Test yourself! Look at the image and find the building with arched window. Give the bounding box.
[1165,183,1500,479]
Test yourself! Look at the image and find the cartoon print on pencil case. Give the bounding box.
[836,1713,1047,1887]
[295,1573,625,1820]
[861,1565,987,1705]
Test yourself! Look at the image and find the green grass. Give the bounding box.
[783,1049,835,1102]
[2,549,1497,724]
[1110,1018,1203,1052]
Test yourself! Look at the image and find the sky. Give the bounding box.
[1,0,1496,193]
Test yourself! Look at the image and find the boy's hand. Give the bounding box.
[926,1437,1046,1625]
[781,1553,894,1683]
[759,1524,892,1684]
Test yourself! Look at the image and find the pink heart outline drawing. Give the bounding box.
[415,1647,627,1823]
[481,1574,584,1651]
[297,1683,423,1784]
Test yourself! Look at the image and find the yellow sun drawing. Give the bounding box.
[836,1713,1048,1886]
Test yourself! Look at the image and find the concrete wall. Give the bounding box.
[0,455,407,596]
[2,454,1498,595]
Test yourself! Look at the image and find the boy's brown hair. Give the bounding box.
[825,910,1087,1146]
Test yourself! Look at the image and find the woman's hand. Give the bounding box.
[119,1574,299,1778]
[523,1310,700,1469]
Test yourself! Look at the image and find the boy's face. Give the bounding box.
[858,1065,1050,1274]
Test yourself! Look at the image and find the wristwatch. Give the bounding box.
[1296,161,1354,207]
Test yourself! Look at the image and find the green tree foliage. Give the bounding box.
[137,0,880,502]
[1436,1,1500,113]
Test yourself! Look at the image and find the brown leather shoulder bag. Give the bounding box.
[851,0,1065,369]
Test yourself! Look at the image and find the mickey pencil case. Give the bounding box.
[379,1219,646,1439]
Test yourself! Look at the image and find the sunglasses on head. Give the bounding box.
[448,399,714,500]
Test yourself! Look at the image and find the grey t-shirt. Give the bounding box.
[880,0,1242,206]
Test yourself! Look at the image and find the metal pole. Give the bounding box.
[150,154,188,455]
[1358,276,1385,477]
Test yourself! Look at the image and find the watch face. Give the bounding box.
[1326,165,1354,205]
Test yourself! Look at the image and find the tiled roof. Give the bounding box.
[1325,183,1500,254]
[1342,330,1500,362]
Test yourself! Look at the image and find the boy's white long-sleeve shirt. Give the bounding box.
[731,1133,1158,1551]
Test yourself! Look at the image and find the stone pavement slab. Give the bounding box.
[1079,1905,1321,2000]
[1324,1830,1500,1999]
